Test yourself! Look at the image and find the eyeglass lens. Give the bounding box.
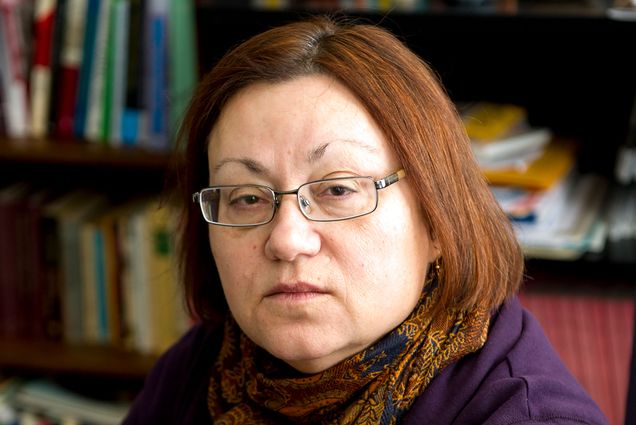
[199,176,378,225]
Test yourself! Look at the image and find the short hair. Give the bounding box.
[175,16,523,325]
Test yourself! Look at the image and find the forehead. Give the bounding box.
[207,75,398,176]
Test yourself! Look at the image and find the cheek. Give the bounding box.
[338,223,395,283]
[209,232,258,292]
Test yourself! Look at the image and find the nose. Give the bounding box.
[264,196,321,262]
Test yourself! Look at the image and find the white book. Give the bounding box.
[13,380,129,425]
[29,0,56,138]
[0,0,30,139]
[472,127,552,162]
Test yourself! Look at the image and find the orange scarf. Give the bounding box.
[208,286,489,424]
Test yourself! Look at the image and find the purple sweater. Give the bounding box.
[123,297,608,424]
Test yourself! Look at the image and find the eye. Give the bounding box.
[230,194,261,205]
[226,187,272,208]
[326,185,354,196]
[312,180,360,200]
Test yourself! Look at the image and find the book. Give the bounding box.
[167,0,197,140]
[462,102,552,166]
[20,187,60,339]
[472,127,552,163]
[119,199,187,354]
[482,140,577,190]
[52,191,107,343]
[0,182,31,337]
[607,0,636,20]
[121,0,146,145]
[514,173,608,260]
[142,0,170,150]
[45,0,67,137]
[79,209,100,343]
[103,0,131,145]
[73,0,101,138]
[462,102,527,141]
[12,379,129,425]
[80,199,144,346]
[141,201,187,354]
[0,0,31,139]
[29,0,57,139]
[55,0,88,139]
[84,0,110,143]
[491,169,573,223]
[117,198,153,351]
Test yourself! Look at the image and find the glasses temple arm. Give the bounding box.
[375,169,406,190]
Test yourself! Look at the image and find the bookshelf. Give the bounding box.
[1,2,635,423]
[0,138,170,170]
[0,339,157,379]
[194,6,636,179]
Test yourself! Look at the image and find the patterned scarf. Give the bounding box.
[207,285,490,424]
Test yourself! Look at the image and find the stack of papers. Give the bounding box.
[462,101,554,176]
[462,102,610,260]
[2,379,129,425]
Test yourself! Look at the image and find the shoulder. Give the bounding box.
[403,297,608,425]
[122,322,221,424]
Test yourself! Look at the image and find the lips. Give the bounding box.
[265,282,328,297]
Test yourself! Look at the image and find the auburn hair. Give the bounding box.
[174,16,523,325]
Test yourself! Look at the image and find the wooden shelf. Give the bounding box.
[0,339,158,379]
[0,138,172,170]
[197,0,616,19]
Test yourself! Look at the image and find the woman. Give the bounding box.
[123,17,608,424]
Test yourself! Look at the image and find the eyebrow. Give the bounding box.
[212,139,378,174]
[213,157,268,175]
[306,140,378,163]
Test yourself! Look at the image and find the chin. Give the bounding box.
[260,332,352,374]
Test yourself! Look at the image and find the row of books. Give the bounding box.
[205,0,428,11]
[519,289,635,425]
[0,0,197,151]
[461,102,613,261]
[0,183,190,355]
[0,377,128,425]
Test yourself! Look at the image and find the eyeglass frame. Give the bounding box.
[192,169,406,227]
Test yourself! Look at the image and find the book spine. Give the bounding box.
[45,0,67,137]
[0,0,31,139]
[102,217,122,346]
[142,0,169,150]
[29,0,56,139]
[99,0,118,142]
[130,206,152,353]
[73,0,100,138]
[84,0,110,143]
[121,0,144,145]
[61,219,85,343]
[55,0,88,139]
[93,227,109,343]
[107,0,130,146]
[167,0,196,139]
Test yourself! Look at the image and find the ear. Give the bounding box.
[427,237,441,264]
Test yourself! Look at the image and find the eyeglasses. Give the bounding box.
[192,169,406,227]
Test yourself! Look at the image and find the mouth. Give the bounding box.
[265,282,329,301]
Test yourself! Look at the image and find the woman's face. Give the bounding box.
[207,75,439,373]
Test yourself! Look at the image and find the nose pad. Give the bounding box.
[265,193,321,261]
[299,195,311,211]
